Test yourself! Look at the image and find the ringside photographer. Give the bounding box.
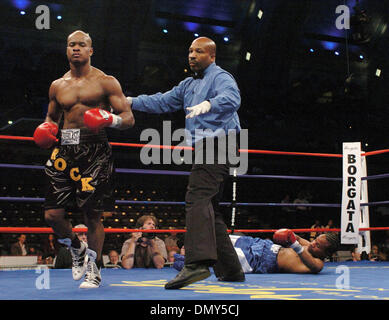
[120,215,167,269]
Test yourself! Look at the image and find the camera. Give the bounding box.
[142,232,156,239]
[137,232,156,243]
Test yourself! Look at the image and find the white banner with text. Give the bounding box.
[341,142,361,244]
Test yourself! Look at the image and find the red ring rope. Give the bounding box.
[0,135,343,157]
[0,227,388,234]
[2,134,389,157]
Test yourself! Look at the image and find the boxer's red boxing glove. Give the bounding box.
[273,228,296,246]
[273,229,303,254]
[33,122,58,149]
[84,108,122,133]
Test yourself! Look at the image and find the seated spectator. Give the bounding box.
[369,244,387,261]
[54,224,88,269]
[121,215,167,269]
[42,234,60,258]
[43,255,54,266]
[10,234,28,256]
[28,246,38,255]
[167,247,179,263]
[348,246,362,261]
[37,252,44,265]
[164,232,179,251]
[105,250,122,268]
[325,219,335,229]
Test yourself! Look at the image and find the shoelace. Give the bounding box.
[84,262,100,284]
[71,247,86,267]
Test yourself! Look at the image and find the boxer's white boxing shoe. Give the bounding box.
[70,241,89,281]
[79,250,101,289]
[58,238,89,281]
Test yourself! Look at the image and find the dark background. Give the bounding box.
[0,0,388,255]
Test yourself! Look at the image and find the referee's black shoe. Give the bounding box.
[165,263,211,289]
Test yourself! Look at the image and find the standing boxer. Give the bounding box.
[33,30,134,288]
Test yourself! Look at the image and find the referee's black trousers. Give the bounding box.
[184,141,243,276]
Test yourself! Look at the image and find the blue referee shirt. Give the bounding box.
[132,62,241,145]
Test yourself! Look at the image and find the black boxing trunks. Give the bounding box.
[44,128,115,212]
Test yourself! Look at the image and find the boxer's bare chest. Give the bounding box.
[56,77,106,111]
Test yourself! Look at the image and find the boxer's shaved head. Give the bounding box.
[66,30,93,64]
[67,30,92,47]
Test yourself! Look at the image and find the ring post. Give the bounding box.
[341,142,361,244]
[358,153,371,254]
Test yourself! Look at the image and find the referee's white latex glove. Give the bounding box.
[186,100,211,119]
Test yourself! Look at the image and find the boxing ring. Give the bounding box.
[0,134,389,301]
[1,262,389,300]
